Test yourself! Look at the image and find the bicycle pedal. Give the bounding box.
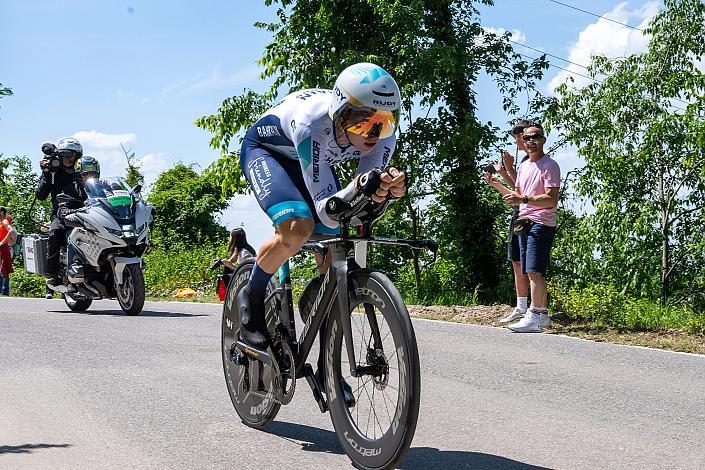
[229,353,248,365]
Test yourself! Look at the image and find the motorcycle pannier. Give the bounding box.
[23,235,50,275]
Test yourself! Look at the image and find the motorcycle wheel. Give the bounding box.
[116,264,145,316]
[63,293,92,312]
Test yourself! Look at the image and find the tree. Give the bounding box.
[147,164,228,249]
[0,83,11,118]
[0,83,10,100]
[546,0,705,303]
[0,155,52,235]
[197,0,547,302]
[120,144,145,189]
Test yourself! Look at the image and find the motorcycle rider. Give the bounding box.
[60,156,101,286]
[36,138,88,286]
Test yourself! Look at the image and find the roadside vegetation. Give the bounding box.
[1,1,703,354]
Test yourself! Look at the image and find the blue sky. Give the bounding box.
[1,1,660,248]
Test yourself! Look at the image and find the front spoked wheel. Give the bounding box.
[221,259,281,429]
[325,270,420,470]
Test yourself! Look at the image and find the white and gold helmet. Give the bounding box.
[329,63,401,140]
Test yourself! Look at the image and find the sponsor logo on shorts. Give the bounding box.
[271,207,294,221]
[257,125,281,138]
[249,157,272,201]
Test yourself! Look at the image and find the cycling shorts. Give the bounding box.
[239,138,340,235]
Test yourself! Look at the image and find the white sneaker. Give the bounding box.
[500,308,526,323]
[508,311,543,333]
[538,312,552,330]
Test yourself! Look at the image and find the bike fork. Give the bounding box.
[333,252,359,378]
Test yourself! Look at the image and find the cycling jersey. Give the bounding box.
[240,88,396,229]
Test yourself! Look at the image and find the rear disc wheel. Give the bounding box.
[221,259,281,429]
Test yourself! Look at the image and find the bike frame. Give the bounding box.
[268,227,438,380]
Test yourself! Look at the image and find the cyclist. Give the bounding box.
[239,62,406,349]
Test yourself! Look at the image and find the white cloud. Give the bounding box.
[72,130,136,150]
[162,65,261,96]
[483,26,527,44]
[139,152,172,188]
[548,1,660,92]
[70,130,171,188]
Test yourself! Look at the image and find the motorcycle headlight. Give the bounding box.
[106,227,123,237]
[121,224,136,237]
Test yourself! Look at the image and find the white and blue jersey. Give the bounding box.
[240,88,396,231]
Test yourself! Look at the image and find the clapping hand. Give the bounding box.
[501,150,515,171]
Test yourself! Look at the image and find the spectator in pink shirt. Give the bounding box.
[484,119,534,324]
[502,124,560,333]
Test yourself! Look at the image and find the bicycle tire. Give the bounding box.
[324,269,420,470]
[221,259,281,429]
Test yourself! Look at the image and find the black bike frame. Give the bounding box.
[270,231,437,380]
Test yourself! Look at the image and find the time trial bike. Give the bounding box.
[221,196,437,470]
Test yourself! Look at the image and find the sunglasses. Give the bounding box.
[340,106,399,139]
[522,133,544,142]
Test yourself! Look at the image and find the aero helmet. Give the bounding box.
[329,63,401,143]
[78,156,100,179]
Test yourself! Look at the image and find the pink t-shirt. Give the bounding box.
[516,154,561,227]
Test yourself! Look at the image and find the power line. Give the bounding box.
[517,51,689,112]
[544,0,644,32]
[508,38,589,70]
[517,52,602,84]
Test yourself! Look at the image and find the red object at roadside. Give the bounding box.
[217,277,226,302]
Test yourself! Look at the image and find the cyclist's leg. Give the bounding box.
[238,141,316,348]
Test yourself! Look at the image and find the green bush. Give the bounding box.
[549,281,705,335]
[8,268,47,298]
[396,257,479,306]
[143,243,224,297]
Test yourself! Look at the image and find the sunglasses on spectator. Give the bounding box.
[521,133,544,142]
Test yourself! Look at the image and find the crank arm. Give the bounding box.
[233,340,274,367]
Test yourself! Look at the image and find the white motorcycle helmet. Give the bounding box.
[329,63,401,145]
[57,138,83,158]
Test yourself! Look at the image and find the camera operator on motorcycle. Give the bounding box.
[36,138,88,287]
[236,63,406,402]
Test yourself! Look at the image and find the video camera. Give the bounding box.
[41,143,65,172]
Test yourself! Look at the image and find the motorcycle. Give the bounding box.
[23,177,155,315]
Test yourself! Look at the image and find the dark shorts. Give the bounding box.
[518,222,556,275]
[239,138,340,235]
[507,217,520,262]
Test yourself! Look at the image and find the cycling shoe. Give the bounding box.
[237,285,270,350]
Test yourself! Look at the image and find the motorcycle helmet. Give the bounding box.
[56,138,83,168]
[78,156,100,179]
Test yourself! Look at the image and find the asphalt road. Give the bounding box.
[1,298,704,470]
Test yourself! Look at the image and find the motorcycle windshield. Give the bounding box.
[84,177,138,220]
